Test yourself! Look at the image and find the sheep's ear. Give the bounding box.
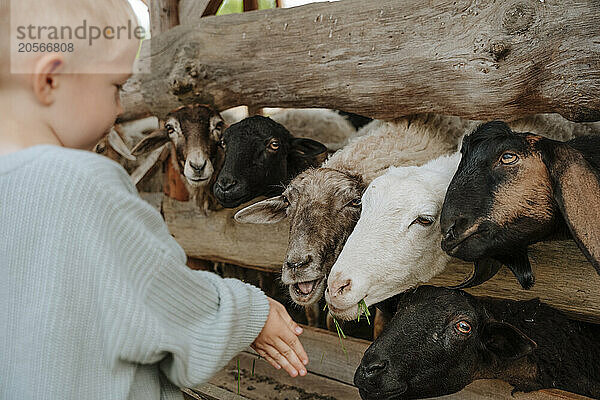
[107,128,136,161]
[542,143,600,275]
[131,128,169,156]
[289,138,328,168]
[482,321,537,361]
[234,196,288,224]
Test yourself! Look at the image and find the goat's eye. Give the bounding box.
[165,124,175,135]
[500,152,519,165]
[281,195,290,206]
[413,216,434,226]
[219,139,225,149]
[348,198,362,208]
[455,320,472,335]
[268,139,280,151]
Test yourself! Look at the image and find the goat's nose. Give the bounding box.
[217,177,237,192]
[443,222,456,241]
[329,279,352,298]
[189,160,207,173]
[364,360,387,379]
[285,256,312,270]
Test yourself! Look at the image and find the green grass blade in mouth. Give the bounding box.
[357,299,371,325]
[332,315,348,359]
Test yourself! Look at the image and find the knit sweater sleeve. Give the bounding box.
[68,154,270,388]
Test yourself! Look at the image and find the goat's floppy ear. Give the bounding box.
[450,258,502,289]
[131,128,169,156]
[107,128,136,161]
[234,196,288,224]
[289,138,328,168]
[542,142,600,275]
[451,251,534,290]
[482,321,537,360]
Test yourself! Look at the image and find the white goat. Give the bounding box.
[325,153,460,321]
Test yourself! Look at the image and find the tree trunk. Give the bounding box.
[120,0,600,123]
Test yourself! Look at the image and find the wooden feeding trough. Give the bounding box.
[123,0,600,398]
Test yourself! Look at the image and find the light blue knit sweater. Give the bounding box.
[0,145,270,400]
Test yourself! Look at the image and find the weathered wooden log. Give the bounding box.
[178,0,223,24]
[161,196,600,324]
[120,0,600,122]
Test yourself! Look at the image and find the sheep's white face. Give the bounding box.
[325,153,460,320]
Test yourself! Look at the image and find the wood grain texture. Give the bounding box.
[120,0,600,122]
[178,0,223,24]
[150,0,180,37]
[162,196,600,323]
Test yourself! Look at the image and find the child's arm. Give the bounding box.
[68,156,308,387]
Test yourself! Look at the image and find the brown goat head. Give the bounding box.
[235,167,365,306]
[131,104,225,187]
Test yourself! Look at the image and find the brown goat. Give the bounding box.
[132,104,225,213]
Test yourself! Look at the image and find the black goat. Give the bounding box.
[440,121,600,289]
[213,115,327,208]
[355,286,600,400]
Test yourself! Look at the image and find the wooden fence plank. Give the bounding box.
[162,196,600,323]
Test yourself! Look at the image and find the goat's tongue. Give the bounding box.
[297,281,315,295]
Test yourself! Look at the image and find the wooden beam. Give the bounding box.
[243,0,259,12]
[120,0,600,122]
[162,196,600,323]
[150,0,180,35]
[179,0,224,24]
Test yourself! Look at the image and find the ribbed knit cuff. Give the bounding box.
[225,279,270,346]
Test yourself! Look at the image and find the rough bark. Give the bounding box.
[120,0,600,122]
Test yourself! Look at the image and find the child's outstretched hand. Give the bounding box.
[251,297,309,377]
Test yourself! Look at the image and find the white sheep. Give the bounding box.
[325,152,460,320]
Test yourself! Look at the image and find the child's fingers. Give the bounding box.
[281,327,309,365]
[274,337,307,376]
[262,344,299,377]
[277,306,303,335]
[255,348,281,370]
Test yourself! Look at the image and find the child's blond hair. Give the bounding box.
[2,0,141,77]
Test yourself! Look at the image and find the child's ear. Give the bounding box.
[32,54,64,105]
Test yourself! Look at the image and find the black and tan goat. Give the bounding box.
[440,121,600,289]
[131,104,225,213]
[356,286,600,400]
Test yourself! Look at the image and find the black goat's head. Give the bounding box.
[355,286,536,400]
[440,121,600,289]
[131,104,225,187]
[213,115,327,208]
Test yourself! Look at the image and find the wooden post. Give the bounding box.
[150,0,190,201]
